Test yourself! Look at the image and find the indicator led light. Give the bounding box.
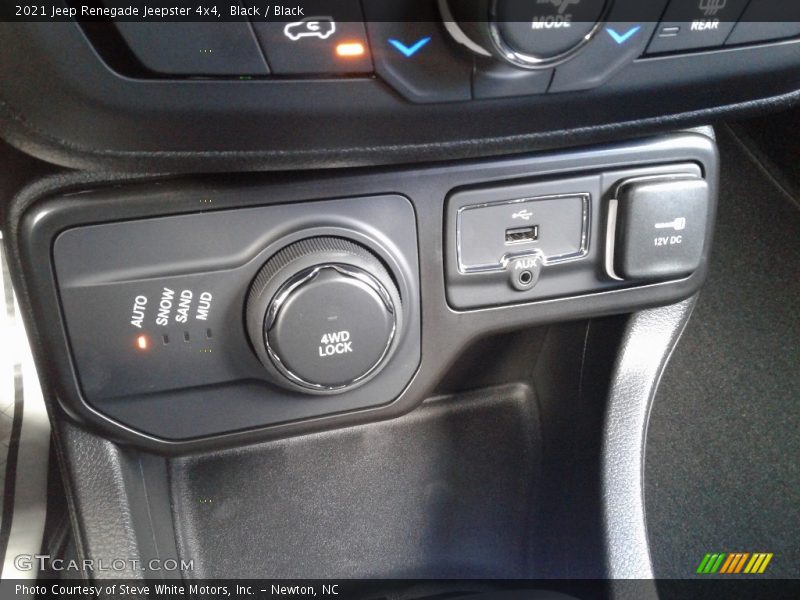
[336,42,366,58]
[136,335,149,350]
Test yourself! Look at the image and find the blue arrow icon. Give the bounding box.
[605,25,641,45]
[388,37,432,58]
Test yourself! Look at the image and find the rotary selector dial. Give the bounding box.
[246,237,401,394]
[445,0,609,69]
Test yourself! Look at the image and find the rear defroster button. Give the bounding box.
[246,237,401,394]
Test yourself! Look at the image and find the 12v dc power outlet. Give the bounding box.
[606,176,710,281]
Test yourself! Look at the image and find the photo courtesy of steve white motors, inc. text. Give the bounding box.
[14,583,342,598]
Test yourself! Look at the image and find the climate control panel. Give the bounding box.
[76,0,800,103]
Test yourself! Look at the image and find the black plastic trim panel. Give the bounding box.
[7,130,718,453]
[0,22,794,172]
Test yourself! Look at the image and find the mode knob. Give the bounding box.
[444,0,609,69]
[246,237,401,394]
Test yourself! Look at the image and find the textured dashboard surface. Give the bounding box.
[646,127,800,578]
[0,22,797,172]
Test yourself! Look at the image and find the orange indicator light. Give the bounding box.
[336,42,366,58]
[136,335,149,350]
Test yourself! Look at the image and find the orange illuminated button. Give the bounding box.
[250,0,373,74]
[336,42,366,58]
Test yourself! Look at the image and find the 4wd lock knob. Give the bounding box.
[246,237,401,394]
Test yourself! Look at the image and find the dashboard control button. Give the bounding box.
[606,176,709,280]
[492,0,608,66]
[549,0,668,93]
[446,0,607,69]
[250,0,372,74]
[364,0,472,102]
[113,22,270,76]
[246,238,401,393]
[726,2,800,46]
[646,0,750,55]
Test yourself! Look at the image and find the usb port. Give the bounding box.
[505,225,539,245]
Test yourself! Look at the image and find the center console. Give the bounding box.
[17,130,717,450]
[0,0,793,586]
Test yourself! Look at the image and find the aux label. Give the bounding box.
[514,257,540,269]
[319,331,353,357]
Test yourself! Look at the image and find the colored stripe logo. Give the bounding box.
[696,552,773,574]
